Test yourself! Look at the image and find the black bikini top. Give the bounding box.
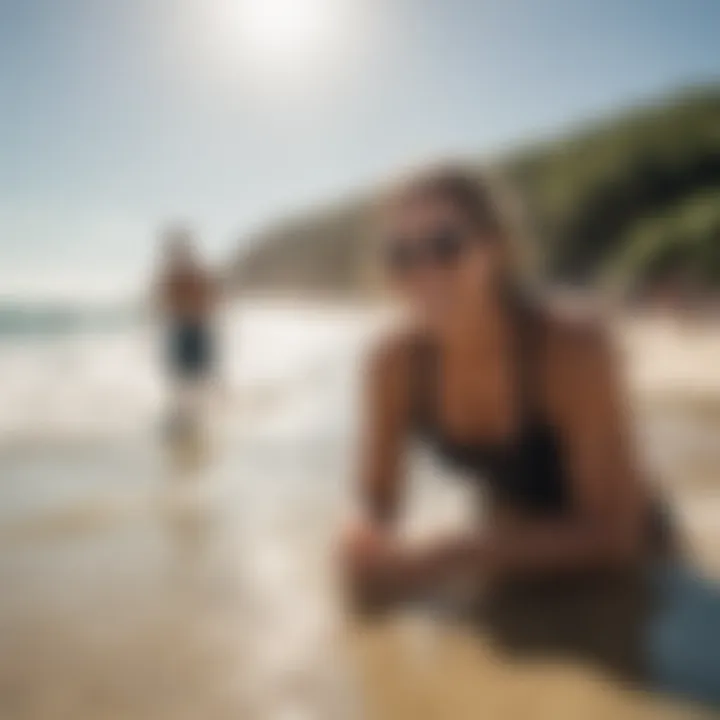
[411,305,571,517]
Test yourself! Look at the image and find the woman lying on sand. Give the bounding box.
[340,165,720,707]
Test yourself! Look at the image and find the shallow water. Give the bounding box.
[0,433,356,720]
[0,305,718,719]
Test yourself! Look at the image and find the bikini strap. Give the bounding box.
[410,334,438,432]
[512,292,544,427]
[409,294,544,435]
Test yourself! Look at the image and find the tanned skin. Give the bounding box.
[341,182,651,609]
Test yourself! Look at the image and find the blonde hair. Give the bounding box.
[380,161,537,283]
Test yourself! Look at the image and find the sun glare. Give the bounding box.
[234,0,341,75]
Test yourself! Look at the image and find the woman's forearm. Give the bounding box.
[344,526,478,605]
[479,516,639,577]
[344,515,637,610]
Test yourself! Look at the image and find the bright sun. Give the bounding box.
[234,0,341,76]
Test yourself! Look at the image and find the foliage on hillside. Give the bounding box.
[231,86,720,296]
[606,188,720,292]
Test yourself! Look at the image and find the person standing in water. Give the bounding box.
[155,226,218,436]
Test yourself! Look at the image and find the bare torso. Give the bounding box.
[160,269,215,323]
[353,300,660,586]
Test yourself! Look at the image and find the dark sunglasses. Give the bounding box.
[384,227,469,275]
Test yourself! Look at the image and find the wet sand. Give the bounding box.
[349,398,720,720]
[1,315,719,719]
[0,432,355,720]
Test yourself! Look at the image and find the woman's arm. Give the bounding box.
[357,336,408,524]
[342,335,478,606]
[342,321,647,609]
[474,322,647,578]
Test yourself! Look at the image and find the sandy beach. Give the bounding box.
[0,303,719,720]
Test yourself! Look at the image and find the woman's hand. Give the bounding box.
[340,518,497,610]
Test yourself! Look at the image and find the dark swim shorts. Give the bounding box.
[169,321,213,379]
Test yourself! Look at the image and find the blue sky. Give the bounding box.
[0,0,718,297]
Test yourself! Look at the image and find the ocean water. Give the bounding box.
[0,301,386,444]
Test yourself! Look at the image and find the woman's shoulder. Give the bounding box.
[359,323,426,420]
[537,291,618,379]
[364,321,425,383]
[534,293,624,424]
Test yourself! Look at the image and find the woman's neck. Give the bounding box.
[442,286,514,358]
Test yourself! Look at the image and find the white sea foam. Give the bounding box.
[0,302,388,444]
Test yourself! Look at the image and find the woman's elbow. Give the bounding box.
[337,519,393,610]
[603,519,645,569]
